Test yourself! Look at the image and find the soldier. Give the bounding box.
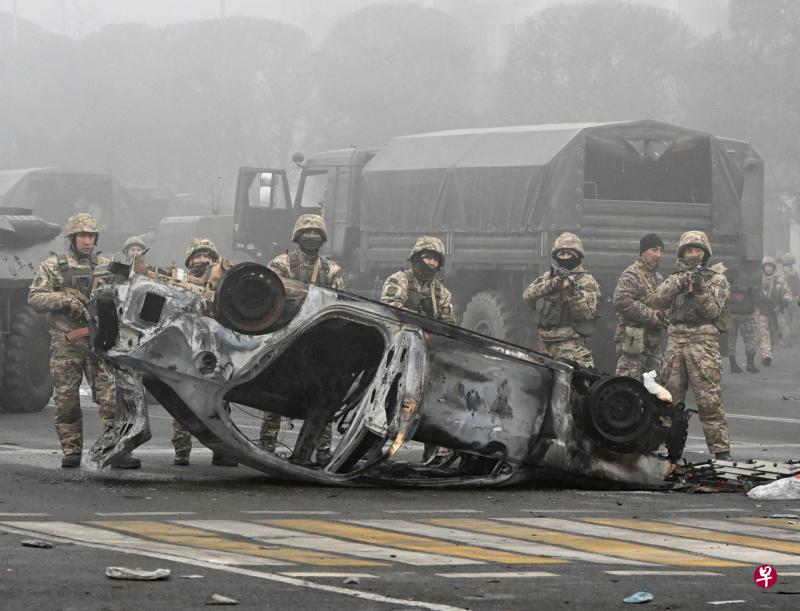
[259,215,344,463]
[726,268,759,374]
[172,238,238,467]
[28,213,140,469]
[381,236,455,323]
[780,252,800,342]
[382,235,455,463]
[122,235,147,261]
[654,230,732,460]
[755,256,792,366]
[612,233,666,381]
[523,232,600,368]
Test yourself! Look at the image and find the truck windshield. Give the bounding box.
[298,169,329,210]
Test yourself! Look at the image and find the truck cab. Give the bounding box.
[232,147,379,271]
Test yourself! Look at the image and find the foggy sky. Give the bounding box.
[3,0,730,40]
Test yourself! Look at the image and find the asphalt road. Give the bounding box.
[2,346,800,610]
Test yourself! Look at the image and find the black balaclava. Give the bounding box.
[679,247,706,267]
[298,234,323,258]
[553,249,580,271]
[189,250,213,278]
[411,252,440,282]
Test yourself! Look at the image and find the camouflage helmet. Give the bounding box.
[184,238,219,267]
[763,256,777,268]
[292,214,328,243]
[63,212,99,237]
[409,235,446,265]
[123,235,146,255]
[782,252,796,266]
[677,230,712,258]
[552,232,585,258]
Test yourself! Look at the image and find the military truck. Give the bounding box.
[0,168,157,413]
[233,120,764,371]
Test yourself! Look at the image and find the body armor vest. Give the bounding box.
[728,286,755,316]
[57,252,98,298]
[403,269,444,320]
[288,250,331,286]
[533,271,597,336]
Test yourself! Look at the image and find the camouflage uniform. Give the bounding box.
[654,231,731,455]
[756,257,792,363]
[381,236,455,463]
[523,233,600,368]
[381,236,455,324]
[725,269,759,373]
[612,256,665,380]
[122,235,147,261]
[172,238,236,464]
[27,213,117,457]
[260,215,344,457]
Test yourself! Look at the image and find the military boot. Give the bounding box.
[61,452,81,468]
[174,454,190,466]
[746,353,760,373]
[110,453,142,469]
[729,355,742,373]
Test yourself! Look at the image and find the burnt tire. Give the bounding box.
[1,306,53,413]
[460,291,515,341]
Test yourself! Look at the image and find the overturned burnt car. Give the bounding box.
[87,261,688,488]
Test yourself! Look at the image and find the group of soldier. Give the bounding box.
[27,211,800,469]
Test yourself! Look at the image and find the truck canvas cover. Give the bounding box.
[361,120,758,236]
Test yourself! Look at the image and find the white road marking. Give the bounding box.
[727,413,800,425]
[240,510,338,515]
[279,572,379,579]
[383,510,481,514]
[502,518,800,566]
[0,512,50,517]
[95,511,198,517]
[177,520,480,566]
[436,571,557,579]
[605,570,722,576]
[0,522,466,611]
[777,572,800,576]
[519,509,613,514]
[349,519,652,566]
[669,518,800,542]
[0,521,288,566]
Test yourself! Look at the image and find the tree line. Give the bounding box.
[0,0,797,204]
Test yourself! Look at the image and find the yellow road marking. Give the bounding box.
[91,521,384,567]
[262,519,561,564]
[428,518,742,568]
[587,518,800,557]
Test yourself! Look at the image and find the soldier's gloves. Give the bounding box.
[68,296,89,321]
[548,277,563,292]
[691,276,706,294]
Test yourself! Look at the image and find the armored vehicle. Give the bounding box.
[233,120,764,370]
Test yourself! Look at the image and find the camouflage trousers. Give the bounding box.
[540,335,594,368]
[727,313,758,356]
[172,402,232,457]
[614,343,662,381]
[259,411,332,455]
[755,309,774,360]
[50,331,116,455]
[660,334,730,454]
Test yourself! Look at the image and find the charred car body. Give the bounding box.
[88,260,688,488]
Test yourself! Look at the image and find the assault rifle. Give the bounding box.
[553,266,583,296]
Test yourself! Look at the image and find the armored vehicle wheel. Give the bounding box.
[1,306,53,413]
[460,291,515,341]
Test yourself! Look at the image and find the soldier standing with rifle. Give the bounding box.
[28,213,140,469]
[780,253,800,342]
[523,232,600,368]
[756,256,792,366]
[654,230,732,461]
[726,268,760,374]
[612,233,666,381]
[259,215,345,464]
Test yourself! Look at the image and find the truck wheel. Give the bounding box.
[1,306,53,413]
[460,291,515,341]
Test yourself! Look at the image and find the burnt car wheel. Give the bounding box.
[1,305,53,413]
[584,375,654,448]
